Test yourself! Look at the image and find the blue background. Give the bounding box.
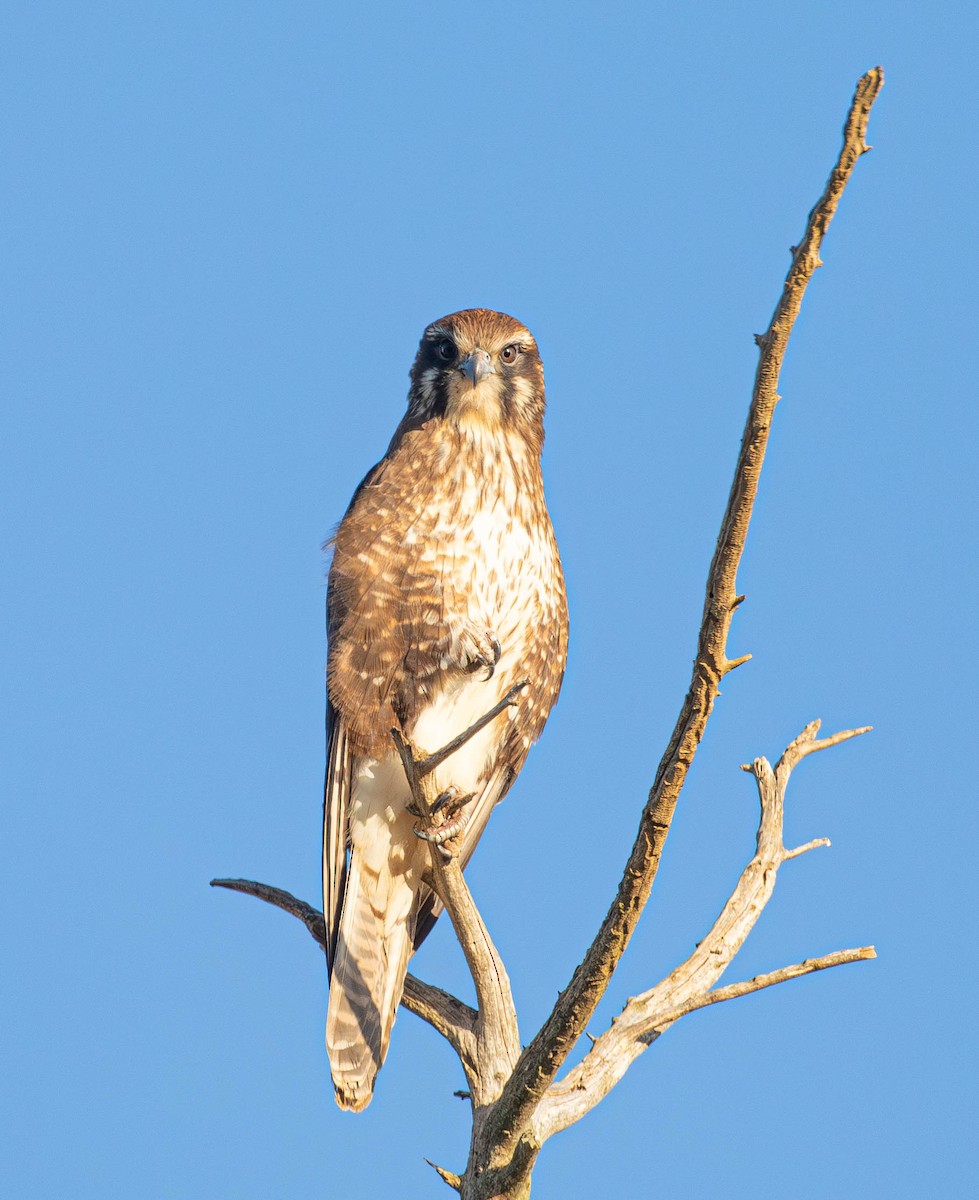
[2,3,974,1196]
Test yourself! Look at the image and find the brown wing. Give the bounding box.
[323,457,392,970]
[330,422,561,759]
[322,701,351,973]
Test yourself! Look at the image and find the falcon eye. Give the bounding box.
[435,338,457,363]
[499,343,520,364]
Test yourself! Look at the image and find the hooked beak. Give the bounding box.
[459,348,495,386]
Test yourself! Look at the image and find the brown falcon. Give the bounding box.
[323,308,568,1111]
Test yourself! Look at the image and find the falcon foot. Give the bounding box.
[459,622,502,681]
[391,682,529,857]
[438,785,477,815]
[413,790,473,860]
[406,786,470,819]
[413,811,470,847]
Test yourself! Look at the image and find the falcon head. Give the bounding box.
[403,309,547,451]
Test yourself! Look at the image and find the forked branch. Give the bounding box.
[534,720,875,1140]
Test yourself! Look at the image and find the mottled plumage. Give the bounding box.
[323,309,568,1110]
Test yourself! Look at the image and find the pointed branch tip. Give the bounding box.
[806,724,873,755]
[783,837,832,860]
[425,1159,462,1191]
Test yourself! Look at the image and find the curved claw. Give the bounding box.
[413,815,469,847]
[461,625,503,680]
[413,789,473,858]
[475,635,503,681]
[413,811,471,860]
[431,785,461,815]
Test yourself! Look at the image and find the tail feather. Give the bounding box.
[326,849,416,1111]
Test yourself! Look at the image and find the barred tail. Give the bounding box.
[325,850,414,1111]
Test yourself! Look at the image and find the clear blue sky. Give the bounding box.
[2,3,974,1197]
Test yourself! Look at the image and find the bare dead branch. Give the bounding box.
[414,680,528,777]
[777,720,874,774]
[426,1158,463,1192]
[490,67,885,1154]
[392,723,522,1102]
[534,722,873,1140]
[783,836,832,860]
[676,946,877,1015]
[209,878,477,1062]
[400,981,477,1067]
[211,877,327,943]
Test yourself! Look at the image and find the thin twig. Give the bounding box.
[779,721,873,773]
[425,1158,463,1192]
[783,837,832,861]
[210,878,326,943]
[415,681,528,776]
[667,946,877,1021]
[208,878,477,1059]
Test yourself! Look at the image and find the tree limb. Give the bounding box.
[391,727,522,1103]
[490,66,885,1152]
[534,721,874,1140]
[674,946,877,1017]
[209,877,478,1066]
